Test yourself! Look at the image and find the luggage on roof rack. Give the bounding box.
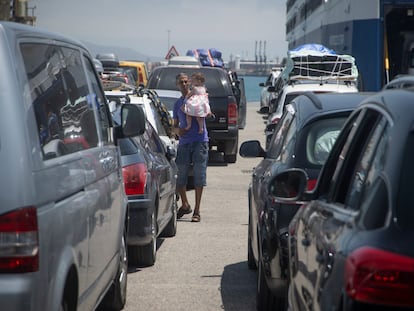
[280,44,359,83]
[186,48,224,67]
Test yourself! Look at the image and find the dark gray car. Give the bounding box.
[272,80,414,310]
[112,102,178,267]
[240,92,372,310]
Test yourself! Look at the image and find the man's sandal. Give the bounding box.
[191,213,200,222]
[177,206,192,219]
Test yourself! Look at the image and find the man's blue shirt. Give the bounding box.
[173,96,209,145]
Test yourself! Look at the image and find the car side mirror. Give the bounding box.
[166,145,177,160]
[239,140,266,158]
[268,86,276,92]
[269,169,308,201]
[270,97,278,106]
[121,104,145,137]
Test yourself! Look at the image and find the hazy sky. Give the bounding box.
[31,0,288,61]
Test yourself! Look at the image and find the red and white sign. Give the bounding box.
[165,45,179,59]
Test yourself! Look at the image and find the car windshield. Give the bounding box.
[149,67,227,96]
[158,96,178,112]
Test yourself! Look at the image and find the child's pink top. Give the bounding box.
[184,86,211,117]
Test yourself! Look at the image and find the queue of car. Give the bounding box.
[5,19,414,311]
[0,19,258,310]
[246,44,414,311]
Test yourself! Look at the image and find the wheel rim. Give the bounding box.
[119,235,128,303]
[151,212,157,257]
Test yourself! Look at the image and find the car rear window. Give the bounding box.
[149,67,228,96]
[305,117,347,165]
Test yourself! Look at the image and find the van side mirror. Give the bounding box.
[121,104,145,137]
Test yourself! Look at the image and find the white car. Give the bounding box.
[106,89,177,150]
[152,89,182,117]
[259,67,282,113]
[265,80,359,147]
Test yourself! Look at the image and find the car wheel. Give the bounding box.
[160,196,177,237]
[100,232,128,310]
[224,153,237,163]
[248,211,257,270]
[59,299,69,311]
[134,212,157,267]
[257,259,278,311]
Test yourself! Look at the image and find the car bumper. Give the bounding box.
[208,127,239,152]
[127,198,154,246]
[0,275,54,310]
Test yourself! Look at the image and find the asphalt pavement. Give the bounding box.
[124,102,267,311]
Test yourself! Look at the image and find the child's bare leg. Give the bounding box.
[185,114,192,130]
[197,117,204,133]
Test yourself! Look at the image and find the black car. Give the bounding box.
[112,104,178,267]
[147,65,245,163]
[270,82,414,310]
[239,92,372,310]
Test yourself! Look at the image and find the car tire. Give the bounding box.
[257,260,278,311]
[134,212,157,267]
[248,210,257,270]
[100,233,128,310]
[247,232,257,270]
[160,197,177,237]
[224,153,237,163]
[59,298,69,311]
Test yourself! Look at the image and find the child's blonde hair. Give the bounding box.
[191,72,205,84]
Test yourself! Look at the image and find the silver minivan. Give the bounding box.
[0,22,144,311]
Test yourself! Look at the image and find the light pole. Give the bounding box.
[167,29,171,52]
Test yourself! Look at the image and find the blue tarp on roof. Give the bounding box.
[290,44,336,55]
[186,48,224,67]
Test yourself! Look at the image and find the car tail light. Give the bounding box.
[270,116,280,125]
[307,179,317,191]
[123,163,147,195]
[345,247,414,308]
[138,71,144,85]
[0,207,39,273]
[228,102,238,125]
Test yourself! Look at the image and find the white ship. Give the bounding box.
[285,0,414,91]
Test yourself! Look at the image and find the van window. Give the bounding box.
[83,55,111,144]
[21,43,102,158]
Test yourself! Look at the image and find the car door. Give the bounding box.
[312,112,388,309]
[250,111,295,258]
[142,121,175,228]
[70,51,122,291]
[290,108,388,310]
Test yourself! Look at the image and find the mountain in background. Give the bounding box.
[82,40,163,62]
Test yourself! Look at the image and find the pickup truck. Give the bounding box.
[147,65,246,163]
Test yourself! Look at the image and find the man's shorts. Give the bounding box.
[175,141,208,187]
